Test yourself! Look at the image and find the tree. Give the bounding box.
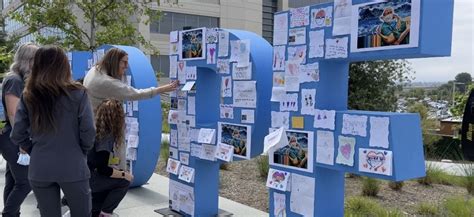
[348,60,413,112]
[10,0,169,53]
[454,72,472,93]
[451,84,474,118]
[0,17,18,78]
[408,102,441,147]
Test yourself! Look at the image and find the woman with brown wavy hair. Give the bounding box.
[11,45,95,217]
[87,99,132,217]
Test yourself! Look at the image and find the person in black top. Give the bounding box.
[88,99,133,217]
[0,42,38,217]
[11,45,95,217]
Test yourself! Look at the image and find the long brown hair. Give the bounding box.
[23,45,83,134]
[96,48,128,79]
[95,99,125,148]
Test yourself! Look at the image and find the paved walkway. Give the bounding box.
[426,160,473,176]
[0,160,267,217]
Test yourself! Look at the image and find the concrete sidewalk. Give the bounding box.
[0,159,268,217]
[426,160,473,176]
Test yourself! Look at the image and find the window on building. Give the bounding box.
[288,0,332,8]
[151,55,171,77]
[262,0,278,44]
[150,11,220,34]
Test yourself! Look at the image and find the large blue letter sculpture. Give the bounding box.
[267,0,454,216]
[69,45,162,187]
[165,28,272,216]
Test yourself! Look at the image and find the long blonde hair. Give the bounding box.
[95,99,125,147]
[9,42,38,79]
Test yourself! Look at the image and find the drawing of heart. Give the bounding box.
[366,151,385,170]
[340,143,351,159]
[178,62,184,71]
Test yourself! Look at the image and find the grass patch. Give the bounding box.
[459,163,474,195]
[440,196,474,217]
[416,202,439,216]
[161,101,170,134]
[361,178,380,197]
[160,140,170,161]
[388,181,404,191]
[256,155,269,179]
[345,196,402,217]
[220,162,230,170]
[418,163,454,186]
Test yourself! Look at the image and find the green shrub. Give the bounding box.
[361,178,380,197]
[416,202,439,216]
[256,155,269,178]
[388,181,404,191]
[160,140,170,161]
[441,196,474,217]
[418,163,452,186]
[460,163,474,195]
[345,196,402,217]
[220,162,230,170]
[161,101,170,134]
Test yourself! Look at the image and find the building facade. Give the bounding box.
[2,0,330,77]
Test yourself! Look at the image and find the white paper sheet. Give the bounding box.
[273,13,289,45]
[221,76,232,97]
[186,66,197,80]
[313,109,336,130]
[170,42,179,55]
[177,61,186,84]
[170,31,178,43]
[178,124,190,144]
[280,93,298,112]
[266,168,290,191]
[132,101,139,111]
[126,147,137,161]
[229,40,240,62]
[178,99,187,111]
[200,144,217,161]
[233,81,257,108]
[271,111,290,129]
[290,173,315,217]
[301,89,316,115]
[333,0,352,36]
[299,63,320,83]
[187,96,195,115]
[284,76,300,92]
[359,148,393,176]
[273,72,285,87]
[263,127,288,153]
[170,56,178,78]
[309,30,325,58]
[190,143,202,158]
[178,141,191,152]
[219,104,234,119]
[197,128,216,144]
[271,87,286,102]
[184,115,195,128]
[273,46,286,71]
[215,143,234,162]
[170,129,178,147]
[127,134,139,148]
[285,60,299,76]
[207,44,217,64]
[289,27,306,45]
[218,30,229,57]
[181,81,195,92]
[290,6,310,27]
[241,109,255,124]
[237,40,250,67]
[273,192,286,217]
[178,165,195,183]
[311,6,333,29]
[232,62,252,80]
[287,46,307,64]
[325,37,348,59]
[169,147,179,159]
[166,158,181,175]
[180,152,190,165]
[217,58,230,74]
[342,114,368,137]
[168,110,184,125]
[336,136,355,166]
[369,116,390,148]
[169,179,194,215]
[206,28,219,44]
[127,101,133,116]
[316,130,335,165]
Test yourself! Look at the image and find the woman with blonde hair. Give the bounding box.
[0,42,38,217]
[11,45,95,216]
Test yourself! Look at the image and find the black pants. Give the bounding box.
[90,171,130,217]
[0,129,31,217]
[30,179,91,217]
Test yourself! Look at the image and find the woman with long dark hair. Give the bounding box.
[11,45,95,216]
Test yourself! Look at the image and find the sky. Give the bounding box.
[409,0,473,82]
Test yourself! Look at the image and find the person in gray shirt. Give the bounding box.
[0,42,38,217]
[11,45,95,217]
